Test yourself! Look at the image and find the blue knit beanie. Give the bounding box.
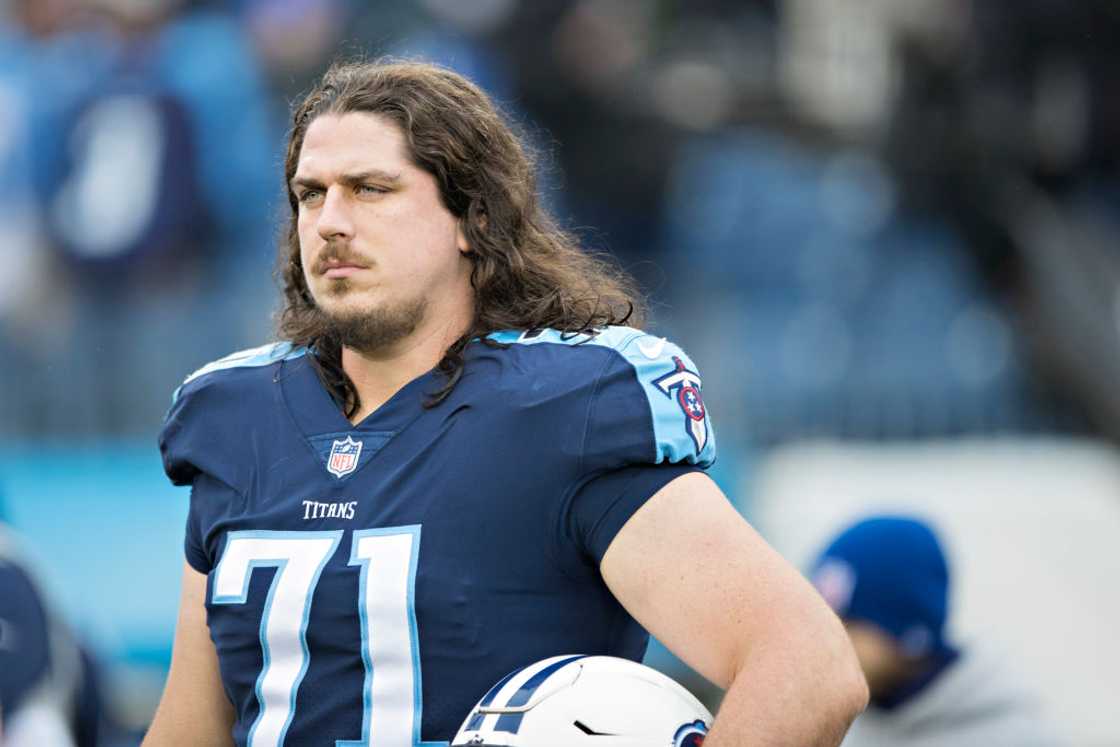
[811,516,950,657]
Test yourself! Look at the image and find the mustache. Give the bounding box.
[313,243,371,275]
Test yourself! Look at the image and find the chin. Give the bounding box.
[315,283,375,310]
[320,298,382,324]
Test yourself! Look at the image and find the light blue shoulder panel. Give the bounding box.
[172,342,307,405]
[489,327,716,467]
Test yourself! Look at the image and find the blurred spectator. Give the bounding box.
[240,0,348,96]
[1,0,279,437]
[40,0,277,278]
[811,516,1060,746]
[874,0,1120,438]
[659,127,1063,451]
[0,521,104,747]
[493,1,779,283]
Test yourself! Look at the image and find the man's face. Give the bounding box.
[292,112,471,352]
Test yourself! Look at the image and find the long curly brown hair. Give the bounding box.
[277,59,644,416]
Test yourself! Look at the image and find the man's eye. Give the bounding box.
[357,184,388,195]
[298,190,322,204]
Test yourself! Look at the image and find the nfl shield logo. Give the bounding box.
[327,436,363,478]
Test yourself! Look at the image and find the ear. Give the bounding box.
[456,221,472,255]
[457,210,487,256]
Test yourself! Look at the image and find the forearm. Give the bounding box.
[143,563,235,747]
[598,474,869,743]
[703,627,868,746]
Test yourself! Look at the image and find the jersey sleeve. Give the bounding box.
[163,386,241,574]
[566,464,700,565]
[562,332,717,569]
[160,351,289,571]
[160,371,262,492]
[582,334,716,470]
[159,376,249,490]
[160,384,202,487]
[183,473,236,574]
[159,342,299,491]
[184,506,207,575]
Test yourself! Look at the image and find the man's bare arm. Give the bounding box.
[601,472,868,746]
[142,562,234,747]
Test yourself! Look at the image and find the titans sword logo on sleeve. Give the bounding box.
[653,356,708,454]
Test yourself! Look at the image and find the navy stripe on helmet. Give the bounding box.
[465,664,525,732]
[494,655,586,734]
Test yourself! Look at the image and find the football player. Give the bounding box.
[144,60,867,746]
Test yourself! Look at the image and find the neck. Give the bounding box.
[340,310,471,424]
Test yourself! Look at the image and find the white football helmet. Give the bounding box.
[451,655,713,746]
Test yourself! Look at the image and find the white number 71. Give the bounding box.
[212,526,444,747]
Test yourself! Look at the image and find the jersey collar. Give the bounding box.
[277,353,440,480]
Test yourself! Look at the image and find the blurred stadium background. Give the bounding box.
[1,0,1119,743]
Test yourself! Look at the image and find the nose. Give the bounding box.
[316,186,355,242]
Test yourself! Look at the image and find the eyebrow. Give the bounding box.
[290,169,402,192]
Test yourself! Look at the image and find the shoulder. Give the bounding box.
[161,342,307,486]
[171,341,307,406]
[480,327,715,467]
[484,325,700,379]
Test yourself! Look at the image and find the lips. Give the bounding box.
[315,253,370,276]
[323,264,366,278]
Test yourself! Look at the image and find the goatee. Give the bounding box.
[318,293,428,354]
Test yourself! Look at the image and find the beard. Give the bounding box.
[315,282,428,355]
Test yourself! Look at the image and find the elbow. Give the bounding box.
[840,657,870,721]
[793,616,868,733]
[830,638,870,728]
[802,648,867,743]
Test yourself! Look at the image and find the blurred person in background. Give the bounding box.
[811,516,1060,746]
[0,509,103,747]
[1,0,278,437]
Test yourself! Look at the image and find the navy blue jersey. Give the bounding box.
[159,326,716,746]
